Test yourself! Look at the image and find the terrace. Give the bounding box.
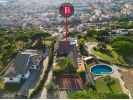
[56,74,83,90]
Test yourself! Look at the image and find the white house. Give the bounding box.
[3,49,42,83]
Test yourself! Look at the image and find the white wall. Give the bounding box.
[4,77,21,83]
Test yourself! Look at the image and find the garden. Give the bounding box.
[68,76,129,99]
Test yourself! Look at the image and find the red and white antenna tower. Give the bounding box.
[59,3,74,46]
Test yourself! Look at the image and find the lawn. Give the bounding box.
[96,77,123,94]
[68,77,129,99]
[96,78,110,93]
[0,79,4,90]
[91,45,126,65]
[0,79,22,92]
[4,83,22,92]
[53,57,76,76]
[43,40,52,47]
[111,36,133,65]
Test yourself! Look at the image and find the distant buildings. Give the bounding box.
[111,29,129,36]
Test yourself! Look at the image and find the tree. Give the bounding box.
[112,37,133,56]
[104,76,115,93]
[104,76,115,86]
[56,57,76,74]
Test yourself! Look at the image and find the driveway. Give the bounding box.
[85,42,97,54]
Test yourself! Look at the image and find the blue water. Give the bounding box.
[91,64,112,75]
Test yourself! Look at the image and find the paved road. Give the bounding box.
[85,42,97,54]
[17,70,40,97]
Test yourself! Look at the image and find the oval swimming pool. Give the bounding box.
[90,64,113,75]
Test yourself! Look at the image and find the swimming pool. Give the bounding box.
[90,64,113,75]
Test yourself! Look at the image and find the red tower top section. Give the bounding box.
[59,3,74,47]
[59,3,74,17]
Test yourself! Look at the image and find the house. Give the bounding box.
[111,29,129,36]
[3,49,43,83]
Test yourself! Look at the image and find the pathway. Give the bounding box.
[85,42,97,54]
[58,90,68,99]
[111,65,131,98]
[119,69,133,99]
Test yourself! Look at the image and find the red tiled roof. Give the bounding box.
[57,74,83,90]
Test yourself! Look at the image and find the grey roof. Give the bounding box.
[15,54,30,75]
[57,41,75,56]
[4,54,31,77]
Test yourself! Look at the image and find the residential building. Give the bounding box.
[3,49,43,83]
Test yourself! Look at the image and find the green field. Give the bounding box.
[96,77,123,94]
[91,45,126,65]
[68,77,128,99]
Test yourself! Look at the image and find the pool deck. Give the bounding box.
[90,64,131,98]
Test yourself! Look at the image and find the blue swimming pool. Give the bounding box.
[90,64,113,75]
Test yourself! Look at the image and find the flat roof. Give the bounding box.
[84,56,93,61]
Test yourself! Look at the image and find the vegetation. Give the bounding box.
[111,36,133,64]
[0,27,50,73]
[54,57,76,76]
[68,90,128,99]
[30,40,54,98]
[46,81,59,98]
[4,83,22,92]
[104,76,115,90]
[78,36,89,56]
[87,29,133,65]
[87,29,108,39]
[100,17,133,29]
[68,77,129,99]
[69,32,79,37]
[0,79,4,90]
[111,36,133,57]
[92,45,126,64]
[0,79,23,92]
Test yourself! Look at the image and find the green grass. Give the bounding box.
[111,79,123,93]
[96,78,110,93]
[0,79,23,92]
[91,46,126,64]
[0,79,4,89]
[96,77,122,94]
[44,40,52,47]
[4,83,22,92]
[86,37,97,42]
[68,77,128,99]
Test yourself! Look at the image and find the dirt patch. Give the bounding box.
[120,69,133,98]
